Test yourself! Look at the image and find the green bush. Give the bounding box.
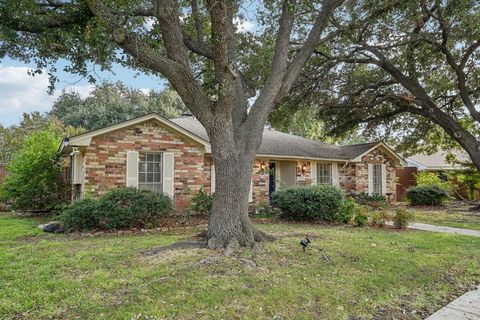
[337,197,357,223]
[393,208,413,229]
[353,209,369,227]
[415,171,451,191]
[370,210,391,227]
[0,130,68,211]
[97,187,172,229]
[252,200,276,217]
[61,187,172,231]
[353,192,387,209]
[406,186,449,206]
[188,188,213,215]
[61,198,99,231]
[271,185,345,222]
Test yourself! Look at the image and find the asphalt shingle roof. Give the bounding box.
[170,117,378,161]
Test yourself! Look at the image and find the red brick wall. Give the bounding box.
[81,120,209,212]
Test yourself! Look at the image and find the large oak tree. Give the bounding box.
[0,0,344,250]
[283,0,480,165]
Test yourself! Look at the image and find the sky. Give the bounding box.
[0,57,167,127]
[0,6,258,128]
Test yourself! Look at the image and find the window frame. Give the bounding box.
[316,162,333,185]
[138,152,163,193]
[372,164,382,195]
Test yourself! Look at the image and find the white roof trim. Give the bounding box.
[61,113,211,153]
[351,142,406,165]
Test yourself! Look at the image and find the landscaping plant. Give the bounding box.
[188,188,213,216]
[271,185,344,222]
[406,186,449,206]
[393,208,414,229]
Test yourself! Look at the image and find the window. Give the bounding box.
[372,164,382,194]
[317,163,332,185]
[138,152,163,193]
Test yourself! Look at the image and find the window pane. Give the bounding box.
[139,173,145,183]
[147,163,154,172]
[154,172,161,182]
[154,153,162,162]
[147,153,154,161]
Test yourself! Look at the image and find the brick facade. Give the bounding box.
[77,120,209,212]
[67,119,399,212]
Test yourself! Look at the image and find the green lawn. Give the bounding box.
[412,208,480,231]
[1,214,480,320]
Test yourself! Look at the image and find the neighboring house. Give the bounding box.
[59,113,405,212]
[406,150,469,171]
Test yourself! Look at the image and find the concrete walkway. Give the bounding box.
[408,222,480,237]
[426,286,480,319]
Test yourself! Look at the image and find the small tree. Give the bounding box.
[0,130,68,211]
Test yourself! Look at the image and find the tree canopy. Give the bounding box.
[281,0,480,163]
[50,82,187,130]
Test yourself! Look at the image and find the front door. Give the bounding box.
[269,162,276,202]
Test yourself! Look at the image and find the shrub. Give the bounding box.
[271,185,344,222]
[406,186,449,206]
[370,210,391,227]
[353,192,387,209]
[393,208,413,229]
[0,130,68,211]
[97,187,172,229]
[252,200,276,217]
[353,209,369,227]
[415,171,451,191]
[337,197,357,224]
[189,188,213,216]
[61,198,99,231]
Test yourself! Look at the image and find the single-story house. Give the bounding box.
[59,113,406,212]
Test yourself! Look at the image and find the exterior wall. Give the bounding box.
[81,120,208,212]
[355,148,397,200]
[339,162,356,193]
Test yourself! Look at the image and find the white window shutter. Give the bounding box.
[210,165,215,193]
[367,164,374,195]
[126,151,139,188]
[381,163,387,195]
[248,178,253,203]
[332,163,339,187]
[72,151,84,184]
[311,161,317,185]
[162,152,175,199]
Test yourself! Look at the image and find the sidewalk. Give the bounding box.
[426,286,480,319]
[408,222,480,237]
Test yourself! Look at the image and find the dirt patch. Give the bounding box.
[142,240,206,256]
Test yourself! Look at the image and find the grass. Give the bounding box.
[412,208,480,231]
[1,214,480,319]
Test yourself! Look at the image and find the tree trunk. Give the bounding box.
[205,122,274,252]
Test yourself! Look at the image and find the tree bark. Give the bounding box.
[205,117,274,251]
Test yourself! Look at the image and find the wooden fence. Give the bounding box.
[396,167,418,201]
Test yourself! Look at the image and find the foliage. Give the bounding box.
[97,188,172,229]
[188,188,213,216]
[353,192,387,209]
[370,210,391,228]
[337,197,357,224]
[50,83,188,130]
[61,188,172,231]
[393,208,414,229]
[353,210,369,227]
[406,186,449,206]
[415,172,451,192]
[0,129,68,211]
[252,200,276,217]
[61,198,99,231]
[450,163,480,200]
[280,0,480,164]
[0,113,82,164]
[271,185,345,222]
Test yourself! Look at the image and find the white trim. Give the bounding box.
[63,113,211,153]
[162,152,175,199]
[332,162,339,187]
[256,154,347,162]
[310,161,317,185]
[368,164,374,195]
[381,163,387,195]
[248,179,253,203]
[126,151,139,188]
